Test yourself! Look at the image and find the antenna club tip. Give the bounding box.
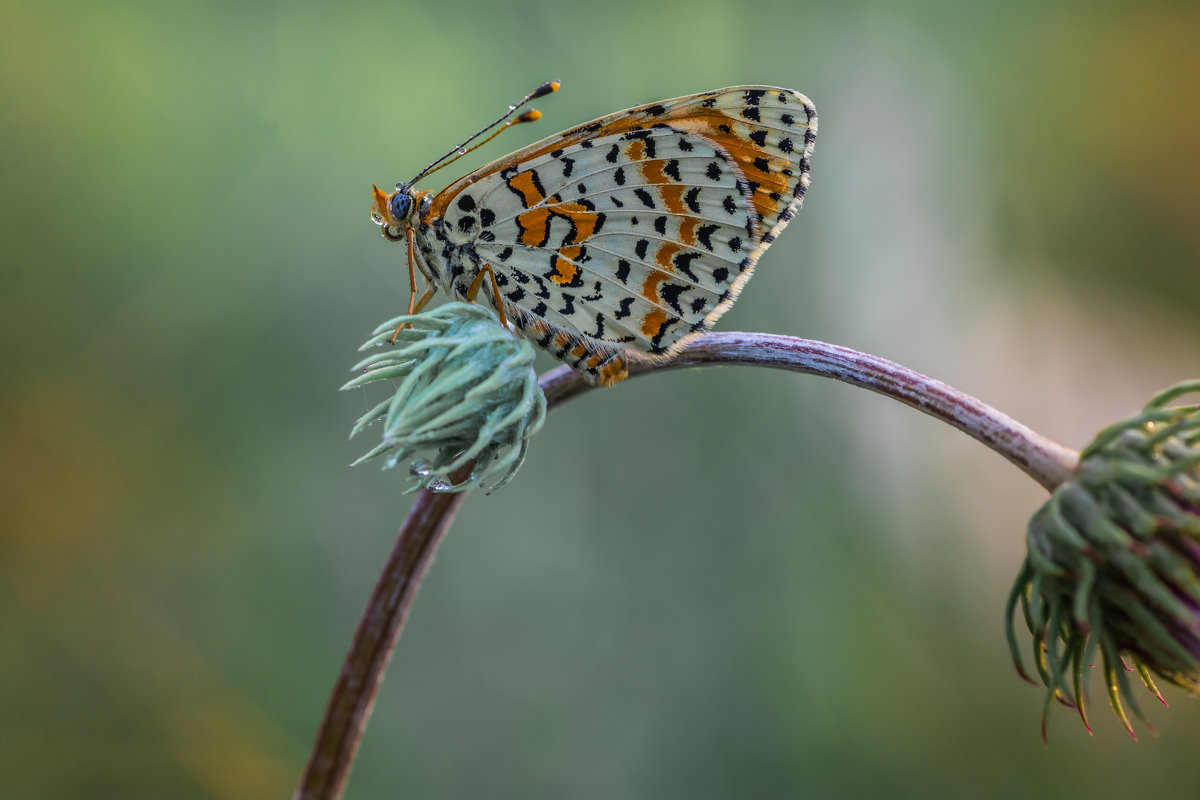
[534,80,560,98]
[515,109,542,124]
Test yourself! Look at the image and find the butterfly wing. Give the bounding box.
[426,86,816,385]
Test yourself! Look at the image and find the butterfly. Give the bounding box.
[370,81,816,386]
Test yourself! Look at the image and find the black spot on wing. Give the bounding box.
[696,224,718,251]
[660,283,686,314]
[456,194,476,212]
[673,251,700,282]
[586,312,606,338]
[479,208,495,227]
[684,188,701,214]
[649,317,677,352]
[663,159,681,181]
[633,188,655,208]
[634,239,649,260]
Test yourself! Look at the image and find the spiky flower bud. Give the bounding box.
[1006,381,1200,740]
[342,303,546,493]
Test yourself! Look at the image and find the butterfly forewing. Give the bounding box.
[416,86,816,385]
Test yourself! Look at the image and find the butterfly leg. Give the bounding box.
[463,263,509,330]
[412,285,436,314]
[388,227,421,344]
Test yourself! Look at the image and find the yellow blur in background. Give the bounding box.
[2,1,1198,797]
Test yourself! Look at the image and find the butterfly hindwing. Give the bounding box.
[419,86,817,384]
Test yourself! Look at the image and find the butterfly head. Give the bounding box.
[370,183,423,241]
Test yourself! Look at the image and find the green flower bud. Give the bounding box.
[342,303,546,493]
[1007,381,1200,740]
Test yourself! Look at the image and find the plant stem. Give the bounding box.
[295,331,1079,799]
[544,332,1079,491]
[294,466,471,800]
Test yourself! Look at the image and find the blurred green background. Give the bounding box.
[3,1,1199,797]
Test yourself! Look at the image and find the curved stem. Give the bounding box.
[295,331,1079,799]
[544,332,1079,491]
[294,467,471,800]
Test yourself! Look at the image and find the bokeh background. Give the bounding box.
[3,1,1199,797]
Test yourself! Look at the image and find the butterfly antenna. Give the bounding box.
[405,79,559,188]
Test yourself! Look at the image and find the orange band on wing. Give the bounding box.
[595,357,628,386]
[508,170,545,207]
[640,308,669,338]
[655,242,681,270]
[550,245,582,285]
[678,216,699,246]
[517,207,551,246]
[659,184,685,214]
[553,202,602,241]
[641,269,670,303]
[639,160,668,185]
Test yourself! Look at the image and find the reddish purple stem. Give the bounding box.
[295,332,1078,799]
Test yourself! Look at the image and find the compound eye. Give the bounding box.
[389,192,412,221]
